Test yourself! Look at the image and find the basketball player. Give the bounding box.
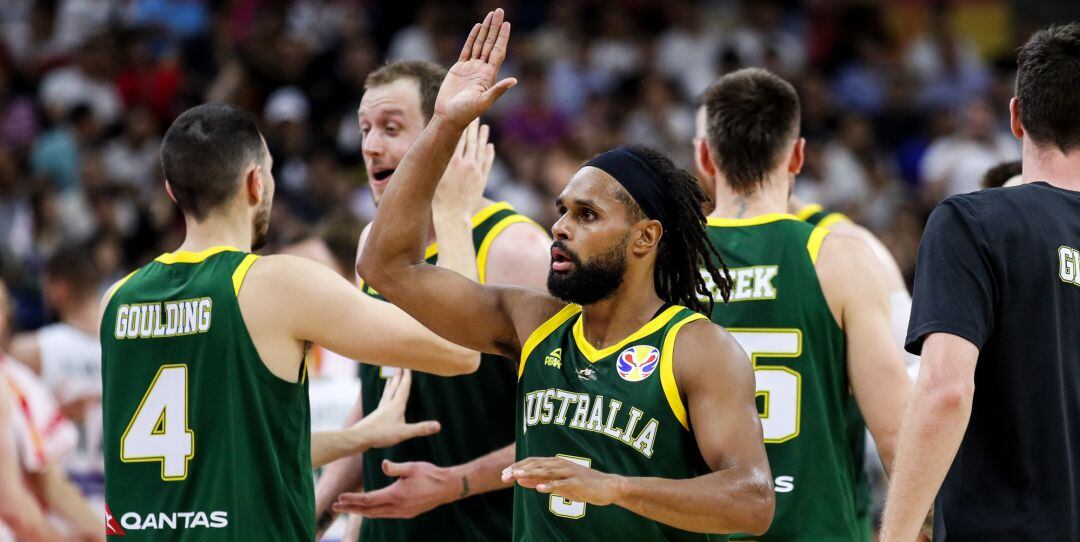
[882,23,1080,541]
[315,60,550,542]
[694,68,912,540]
[100,103,493,540]
[11,244,107,506]
[353,10,775,540]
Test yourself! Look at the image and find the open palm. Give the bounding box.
[434,8,517,128]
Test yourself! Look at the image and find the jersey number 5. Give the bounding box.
[120,364,195,481]
[548,455,591,519]
[728,329,802,443]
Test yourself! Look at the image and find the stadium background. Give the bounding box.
[1,0,1079,540]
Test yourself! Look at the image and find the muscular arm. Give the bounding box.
[881,334,976,542]
[358,9,560,359]
[613,321,774,534]
[0,384,65,542]
[817,233,912,473]
[505,321,774,535]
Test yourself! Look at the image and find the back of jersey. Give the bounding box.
[101,246,313,541]
[705,215,865,541]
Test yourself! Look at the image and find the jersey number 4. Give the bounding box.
[729,329,802,443]
[120,364,195,481]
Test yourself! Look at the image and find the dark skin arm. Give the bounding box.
[358,8,562,358]
[504,320,775,535]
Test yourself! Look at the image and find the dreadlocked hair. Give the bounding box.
[620,145,733,313]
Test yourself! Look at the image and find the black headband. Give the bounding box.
[584,147,668,224]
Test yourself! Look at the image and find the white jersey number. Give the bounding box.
[121,364,194,480]
[548,455,592,519]
[729,329,803,443]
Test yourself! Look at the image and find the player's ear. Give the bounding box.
[694,137,717,180]
[245,164,263,205]
[787,137,805,175]
[164,180,178,205]
[1010,98,1024,140]
[631,219,662,256]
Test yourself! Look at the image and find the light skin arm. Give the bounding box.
[8,333,42,374]
[881,333,977,542]
[310,370,439,469]
[817,233,912,473]
[0,384,65,542]
[27,465,104,542]
[503,321,775,535]
[314,395,365,539]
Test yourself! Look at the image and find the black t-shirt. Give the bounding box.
[907,182,1080,541]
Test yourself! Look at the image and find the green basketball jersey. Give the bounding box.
[357,202,543,542]
[794,203,851,230]
[101,246,314,541]
[704,214,865,541]
[515,303,720,542]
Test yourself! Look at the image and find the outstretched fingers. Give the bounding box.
[488,21,511,67]
[460,23,480,62]
[470,11,494,60]
[480,9,505,61]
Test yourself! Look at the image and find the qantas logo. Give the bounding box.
[105,506,228,533]
[105,505,125,536]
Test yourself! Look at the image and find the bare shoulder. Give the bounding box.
[815,230,880,280]
[826,221,907,291]
[673,318,752,385]
[815,230,891,320]
[485,219,551,289]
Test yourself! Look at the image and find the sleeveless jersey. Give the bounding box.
[101,246,314,541]
[357,202,541,542]
[795,204,874,540]
[794,203,851,230]
[704,214,865,541]
[515,303,719,542]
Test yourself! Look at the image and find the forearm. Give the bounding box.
[36,467,99,537]
[432,201,479,282]
[311,430,370,469]
[881,384,972,541]
[362,115,464,288]
[0,498,64,542]
[447,444,515,499]
[613,468,773,535]
[314,453,364,538]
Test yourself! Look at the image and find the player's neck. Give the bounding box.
[176,211,253,254]
[709,175,791,219]
[578,273,665,351]
[61,299,99,335]
[1022,140,1080,191]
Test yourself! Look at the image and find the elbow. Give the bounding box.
[741,477,776,536]
[356,255,385,290]
[435,351,481,377]
[923,379,975,413]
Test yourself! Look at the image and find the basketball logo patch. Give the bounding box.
[616,345,660,382]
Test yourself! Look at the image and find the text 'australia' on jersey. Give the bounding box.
[101,247,314,541]
[704,214,869,541]
[516,303,720,542]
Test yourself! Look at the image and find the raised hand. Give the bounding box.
[434,8,517,129]
[349,370,440,449]
[434,119,494,216]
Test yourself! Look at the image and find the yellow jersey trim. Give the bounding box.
[471,201,514,227]
[807,227,830,265]
[155,246,240,264]
[231,254,261,296]
[102,269,139,307]
[817,212,851,230]
[477,215,543,284]
[794,203,824,221]
[572,305,684,363]
[519,304,582,380]
[706,213,801,228]
[660,313,706,430]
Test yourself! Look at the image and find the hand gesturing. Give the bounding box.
[434,8,517,129]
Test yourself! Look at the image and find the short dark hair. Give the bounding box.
[364,61,446,122]
[701,68,800,195]
[161,104,265,221]
[982,160,1022,189]
[45,243,102,300]
[615,145,733,313]
[1016,23,1080,153]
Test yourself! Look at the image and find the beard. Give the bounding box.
[251,203,271,251]
[546,235,629,306]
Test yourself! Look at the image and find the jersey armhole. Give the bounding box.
[102,269,140,307]
[231,254,261,296]
[795,203,824,221]
[806,227,830,265]
[477,214,546,284]
[659,313,708,431]
[817,212,850,230]
[518,304,581,380]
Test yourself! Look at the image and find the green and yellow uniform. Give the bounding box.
[794,203,851,230]
[704,214,867,541]
[515,303,719,542]
[101,246,314,541]
[357,202,543,542]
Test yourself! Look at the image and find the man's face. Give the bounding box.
[547,167,640,305]
[358,79,427,205]
[251,140,275,251]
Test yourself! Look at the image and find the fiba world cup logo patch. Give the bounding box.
[616,345,660,382]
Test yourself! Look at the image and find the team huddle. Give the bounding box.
[98,10,1080,542]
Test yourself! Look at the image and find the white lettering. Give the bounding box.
[115,305,129,338]
[774,475,795,493]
